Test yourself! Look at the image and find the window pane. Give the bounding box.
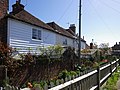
[65,39,67,45]
[38,30,41,40]
[32,29,37,39]
[63,39,67,45]
[32,29,41,40]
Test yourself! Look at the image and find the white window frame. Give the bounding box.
[32,28,41,40]
[63,39,67,45]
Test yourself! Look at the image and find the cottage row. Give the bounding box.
[0,0,87,53]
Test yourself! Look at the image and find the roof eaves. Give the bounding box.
[47,22,76,39]
[7,14,57,32]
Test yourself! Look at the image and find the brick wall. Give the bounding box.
[0,18,7,44]
[0,0,8,19]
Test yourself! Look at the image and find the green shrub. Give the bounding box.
[103,67,120,90]
[58,70,69,80]
[69,71,77,76]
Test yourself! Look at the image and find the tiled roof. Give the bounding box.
[66,29,75,36]
[7,5,86,42]
[9,10,54,31]
[7,11,86,42]
[47,22,75,39]
[8,9,76,39]
[81,38,86,42]
[8,10,77,39]
[86,43,90,49]
[112,44,120,50]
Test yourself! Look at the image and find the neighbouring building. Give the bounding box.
[112,42,120,56]
[0,0,8,19]
[81,37,86,50]
[0,0,87,53]
[0,0,8,43]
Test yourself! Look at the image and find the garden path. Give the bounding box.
[117,78,120,90]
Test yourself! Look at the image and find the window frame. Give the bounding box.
[63,39,67,45]
[32,28,42,41]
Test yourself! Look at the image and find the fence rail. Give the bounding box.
[48,59,119,90]
[1,59,119,90]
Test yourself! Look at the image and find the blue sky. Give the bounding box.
[9,0,120,47]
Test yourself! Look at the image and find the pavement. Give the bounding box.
[117,78,120,90]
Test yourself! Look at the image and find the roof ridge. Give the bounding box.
[47,22,76,39]
[9,10,54,30]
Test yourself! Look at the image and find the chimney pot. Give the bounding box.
[69,24,76,33]
[12,1,24,14]
[90,43,93,49]
[16,0,21,3]
[83,36,84,40]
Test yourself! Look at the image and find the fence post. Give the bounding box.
[97,66,100,90]
[0,87,3,90]
[115,59,118,72]
[110,61,112,76]
[119,59,120,66]
[5,66,8,86]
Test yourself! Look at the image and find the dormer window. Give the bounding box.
[32,28,41,40]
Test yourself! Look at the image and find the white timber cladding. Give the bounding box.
[55,33,75,47]
[7,18,86,54]
[8,18,56,53]
[81,41,86,49]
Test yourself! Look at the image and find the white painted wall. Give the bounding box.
[55,33,75,48]
[81,41,86,50]
[8,18,56,53]
[73,39,86,50]
[7,18,86,54]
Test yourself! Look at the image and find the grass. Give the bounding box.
[102,67,120,90]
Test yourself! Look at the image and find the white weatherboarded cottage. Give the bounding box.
[0,1,87,54]
[8,18,56,53]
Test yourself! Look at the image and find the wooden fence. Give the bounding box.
[0,65,6,86]
[1,59,119,90]
[48,59,119,90]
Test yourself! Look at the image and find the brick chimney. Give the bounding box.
[83,36,84,40]
[90,43,93,49]
[0,0,9,19]
[12,0,24,14]
[69,24,76,34]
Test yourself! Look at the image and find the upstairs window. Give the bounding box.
[63,39,67,45]
[32,29,41,40]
